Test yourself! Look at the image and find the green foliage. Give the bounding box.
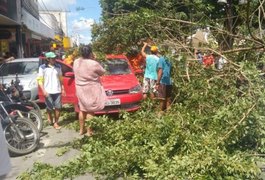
[20,56,265,179]
[18,159,90,180]
[94,0,264,53]
[56,146,70,157]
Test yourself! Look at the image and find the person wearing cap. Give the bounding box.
[141,42,159,99]
[37,52,65,130]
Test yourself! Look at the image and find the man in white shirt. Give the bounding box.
[37,52,65,130]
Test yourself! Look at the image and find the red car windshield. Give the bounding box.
[101,59,131,75]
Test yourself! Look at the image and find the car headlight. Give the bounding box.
[129,85,142,94]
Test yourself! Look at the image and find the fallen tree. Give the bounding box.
[19,0,265,179]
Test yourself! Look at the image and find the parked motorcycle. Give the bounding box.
[0,101,40,156]
[0,76,43,132]
[7,74,42,116]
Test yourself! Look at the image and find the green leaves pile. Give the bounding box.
[19,55,265,179]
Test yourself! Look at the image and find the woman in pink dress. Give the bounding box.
[73,45,106,136]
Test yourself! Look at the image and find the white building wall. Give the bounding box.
[51,11,67,36]
[39,13,61,34]
[52,11,67,36]
[21,8,55,39]
[39,11,68,36]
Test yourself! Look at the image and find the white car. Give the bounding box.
[0,58,39,100]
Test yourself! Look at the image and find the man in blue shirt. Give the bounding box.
[155,46,173,111]
[141,42,159,99]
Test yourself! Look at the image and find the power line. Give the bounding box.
[38,0,68,32]
[58,0,66,12]
[38,0,71,36]
[21,0,55,30]
[39,0,51,15]
[39,9,70,12]
[39,0,58,28]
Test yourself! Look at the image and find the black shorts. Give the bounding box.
[157,84,173,100]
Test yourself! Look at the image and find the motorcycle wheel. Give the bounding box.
[4,117,40,156]
[21,110,43,132]
[26,101,42,117]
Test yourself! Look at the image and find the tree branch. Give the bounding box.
[219,103,256,143]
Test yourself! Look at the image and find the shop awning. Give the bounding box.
[0,14,20,25]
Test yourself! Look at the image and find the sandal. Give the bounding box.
[53,123,61,130]
[48,120,53,126]
[79,129,87,135]
[85,128,93,137]
[85,132,93,137]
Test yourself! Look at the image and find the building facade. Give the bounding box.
[39,10,71,52]
[0,0,22,58]
[0,0,57,58]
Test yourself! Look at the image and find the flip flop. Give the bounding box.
[84,132,93,137]
[53,124,61,130]
[79,129,87,135]
[47,120,54,126]
[85,128,93,137]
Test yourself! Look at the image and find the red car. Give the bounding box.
[38,54,143,114]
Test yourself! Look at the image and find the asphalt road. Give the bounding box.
[4,124,94,180]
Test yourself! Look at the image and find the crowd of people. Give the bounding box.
[140,42,173,112]
[0,42,174,171]
[1,42,226,177]
[37,45,106,136]
[0,42,226,140]
[194,49,227,70]
[35,42,173,137]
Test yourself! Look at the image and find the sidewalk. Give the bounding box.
[5,125,94,180]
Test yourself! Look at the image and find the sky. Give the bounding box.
[40,0,102,44]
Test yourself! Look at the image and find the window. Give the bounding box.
[0,61,38,76]
[102,59,131,75]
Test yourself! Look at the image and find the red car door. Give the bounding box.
[57,61,77,104]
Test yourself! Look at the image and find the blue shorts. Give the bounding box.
[45,93,62,111]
